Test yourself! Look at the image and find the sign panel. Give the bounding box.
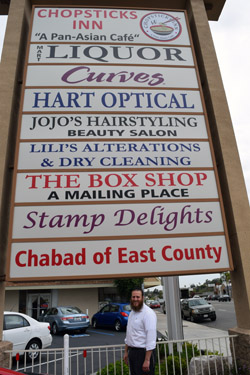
[26,65,199,89]
[12,202,224,239]
[28,44,195,65]
[15,170,219,203]
[10,236,229,280]
[31,9,190,45]
[20,114,208,140]
[6,6,232,281]
[17,141,213,170]
[22,88,203,113]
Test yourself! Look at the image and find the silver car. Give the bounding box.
[40,306,90,335]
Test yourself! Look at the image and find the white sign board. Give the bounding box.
[20,114,208,140]
[17,141,213,170]
[30,9,190,45]
[12,202,224,239]
[28,44,195,65]
[22,88,203,112]
[26,65,199,89]
[10,236,229,279]
[15,170,219,203]
[6,6,232,281]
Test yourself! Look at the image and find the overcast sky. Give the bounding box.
[0,0,249,288]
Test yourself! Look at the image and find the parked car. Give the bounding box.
[208,294,219,301]
[149,301,160,309]
[3,311,52,361]
[218,294,231,302]
[92,303,131,331]
[39,306,90,335]
[181,298,216,322]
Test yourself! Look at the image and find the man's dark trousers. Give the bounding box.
[128,347,155,375]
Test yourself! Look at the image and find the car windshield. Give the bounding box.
[123,305,131,312]
[60,307,82,315]
[189,299,207,307]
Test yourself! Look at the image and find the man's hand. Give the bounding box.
[123,351,128,365]
[142,358,150,373]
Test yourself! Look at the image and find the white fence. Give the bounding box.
[5,335,238,375]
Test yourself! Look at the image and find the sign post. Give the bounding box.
[163,276,184,352]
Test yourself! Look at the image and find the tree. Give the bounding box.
[220,271,231,284]
[114,278,144,301]
[220,271,231,294]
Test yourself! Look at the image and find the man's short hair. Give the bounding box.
[131,286,144,296]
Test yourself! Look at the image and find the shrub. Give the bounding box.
[97,360,129,375]
[155,355,187,375]
[157,341,200,362]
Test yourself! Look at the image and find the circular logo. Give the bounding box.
[140,12,182,42]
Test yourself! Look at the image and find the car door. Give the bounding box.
[98,305,111,326]
[43,308,58,326]
[3,314,32,352]
[108,304,120,326]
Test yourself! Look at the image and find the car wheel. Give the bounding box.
[52,322,58,335]
[81,328,87,333]
[211,316,216,321]
[25,339,41,361]
[114,320,122,332]
[92,319,98,328]
[190,315,196,323]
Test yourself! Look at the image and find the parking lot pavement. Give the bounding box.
[156,310,228,338]
[156,311,231,355]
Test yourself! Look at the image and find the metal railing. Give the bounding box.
[5,334,238,375]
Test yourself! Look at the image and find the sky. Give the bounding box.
[0,0,249,288]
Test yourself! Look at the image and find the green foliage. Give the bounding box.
[220,271,231,283]
[97,360,129,375]
[155,355,187,375]
[157,341,200,362]
[114,278,144,301]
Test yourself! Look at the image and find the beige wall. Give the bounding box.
[58,288,99,318]
[4,288,99,319]
[4,290,19,312]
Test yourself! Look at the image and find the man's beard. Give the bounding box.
[131,298,143,312]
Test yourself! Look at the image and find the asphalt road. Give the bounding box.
[50,327,126,348]
[199,300,237,331]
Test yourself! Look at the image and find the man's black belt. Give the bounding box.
[128,347,145,351]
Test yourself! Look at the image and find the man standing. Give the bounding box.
[123,287,157,375]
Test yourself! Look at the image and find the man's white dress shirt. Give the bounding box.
[125,303,157,351]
